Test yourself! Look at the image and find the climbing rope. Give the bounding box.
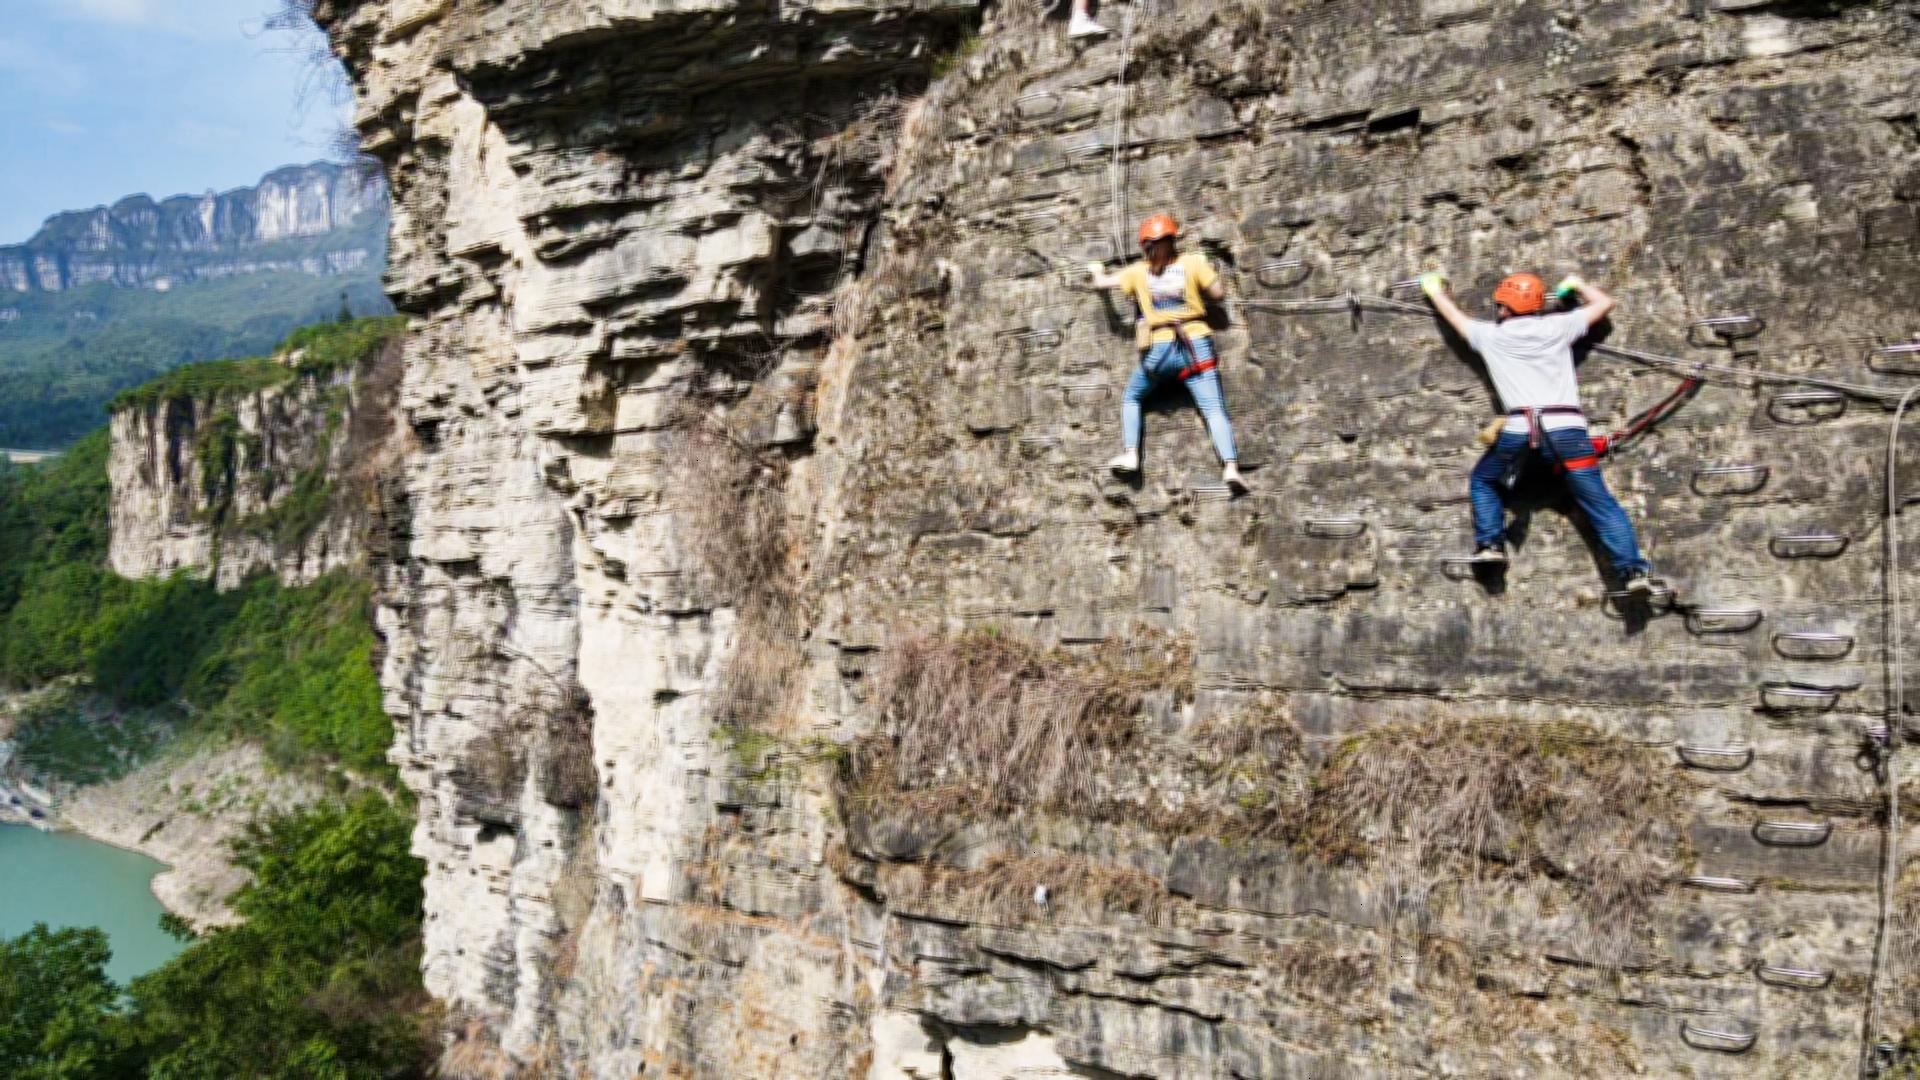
[1227,292,1920,406]
[1108,3,1134,261]
[1864,383,1920,1077]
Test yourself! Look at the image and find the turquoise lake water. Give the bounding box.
[0,825,185,985]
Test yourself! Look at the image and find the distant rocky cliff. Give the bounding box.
[107,318,406,589]
[319,0,1920,1076]
[0,162,387,293]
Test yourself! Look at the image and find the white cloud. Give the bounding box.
[43,118,85,135]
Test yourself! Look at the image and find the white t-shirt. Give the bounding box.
[1145,262,1189,310]
[1464,312,1591,433]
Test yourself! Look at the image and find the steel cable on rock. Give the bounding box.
[1108,3,1134,261]
[1863,384,1920,1077]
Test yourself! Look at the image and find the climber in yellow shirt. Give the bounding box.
[1088,214,1245,492]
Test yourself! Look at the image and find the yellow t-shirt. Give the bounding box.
[1118,252,1218,345]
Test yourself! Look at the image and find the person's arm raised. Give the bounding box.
[1420,272,1476,340]
[1556,275,1616,330]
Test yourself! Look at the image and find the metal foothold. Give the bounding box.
[1253,259,1310,290]
[1772,631,1854,661]
[1759,684,1840,711]
[1769,533,1849,559]
[1305,516,1367,539]
[1752,819,1832,846]
[1687,315,1766,348]
[1677,744,1754,771]
[1768,390,1846,424]
[1689,464,1769,497]
[1013,91,1063,122]
[1680,1020,1757,1054]
[1870,340,1920,375]
[1684,607,1763,635]
[1754,964,1833,990]
[1684,875,1755,893]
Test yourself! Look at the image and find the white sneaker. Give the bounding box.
[1068,13,1110,38]
[1222,462,1248,493]
[1108,449,1139,475]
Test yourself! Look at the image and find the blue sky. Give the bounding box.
[0,0,349,242]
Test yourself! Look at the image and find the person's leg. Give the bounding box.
[1545,427,1649,577]
[1469,432,1528,549]
[1181,338,1238,464]
[1113,342,1171,472]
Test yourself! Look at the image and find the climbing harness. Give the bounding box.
[1170,322,1214,380]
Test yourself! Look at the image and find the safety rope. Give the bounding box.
[1108,3,1134,261]
[1605,376,1701,455]
[1864,384,1920,1077]
[1227,292,1920,406]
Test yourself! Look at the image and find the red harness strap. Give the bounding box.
[1170,322,1216,381]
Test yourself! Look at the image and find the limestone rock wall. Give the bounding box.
[108,333,404,588]
[319,0,1920,1076]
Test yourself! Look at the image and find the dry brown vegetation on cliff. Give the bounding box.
[848,627,1193,819]
[844,629,1690,961]
[1301,718,1690,959]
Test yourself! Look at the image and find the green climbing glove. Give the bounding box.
[1418,272,1447,299]
[1555,274,1586,300]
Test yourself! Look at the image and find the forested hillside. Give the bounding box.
[0,318,429,1079]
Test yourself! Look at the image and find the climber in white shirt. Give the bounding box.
[1420,270,1657,596]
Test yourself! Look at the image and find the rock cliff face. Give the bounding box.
[0,162,387,293]
[320,0,1920,1075]
[108,322,405,589]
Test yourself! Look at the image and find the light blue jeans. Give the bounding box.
[1122,335,1238,462]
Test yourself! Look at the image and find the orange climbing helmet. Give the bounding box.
[1493,272,1547,316]
[1138,214,1179,246]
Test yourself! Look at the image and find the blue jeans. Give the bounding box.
[1122,335,1238,462]
[1470,427,1649,577]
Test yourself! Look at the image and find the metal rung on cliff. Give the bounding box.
[1753,819,1833,846]
[1756,964,1833,990]
[1760,684,1840,712]
[1769,532,1849,559]
[1252,259,1310,290]
[1690,464,1770,496]
[1687,314,1766,349]
[1304,515,1367,538]
[1685,875,1755,893]
[1773,631,1854,660]
[1676,744,1754,771]
[1680,1021,1758,1054]
[1870,340,1920,376]
[1769,389,1847,423]
[1684,607,1763,634]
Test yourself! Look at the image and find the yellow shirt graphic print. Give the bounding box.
[1118,252,1218,345]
